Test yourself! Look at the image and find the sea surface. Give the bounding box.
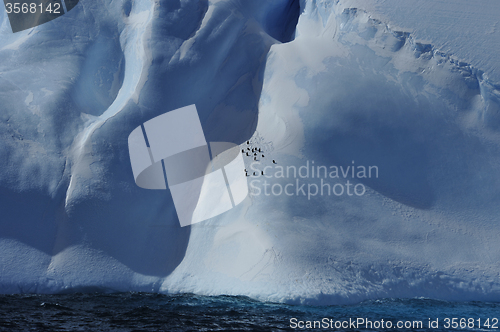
[0,293,498,331]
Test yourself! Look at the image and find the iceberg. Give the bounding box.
[0,0,499,304]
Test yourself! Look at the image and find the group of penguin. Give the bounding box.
[242,140,277,177]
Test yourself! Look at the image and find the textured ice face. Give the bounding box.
[237,3,500,303]
[0,0,300,292]
[0,0,499,304]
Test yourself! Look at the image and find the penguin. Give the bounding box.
[254,157,257,161]
[246,152,250,156]
[253,172,257,176]
[262,154,265,158]
[273,160,277,164]
[247,141,250,144]
[261,171,264,175]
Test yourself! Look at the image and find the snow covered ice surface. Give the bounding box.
[0,0,499,305]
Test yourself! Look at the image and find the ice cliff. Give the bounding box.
[0,0,499,304]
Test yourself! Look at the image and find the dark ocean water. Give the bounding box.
[0,293,498,331]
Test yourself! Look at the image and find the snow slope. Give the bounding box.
[0,0,499,304]
[341,0,500,83]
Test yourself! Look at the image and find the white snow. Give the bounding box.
[340,0,500,82]
[0,0,499,304]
